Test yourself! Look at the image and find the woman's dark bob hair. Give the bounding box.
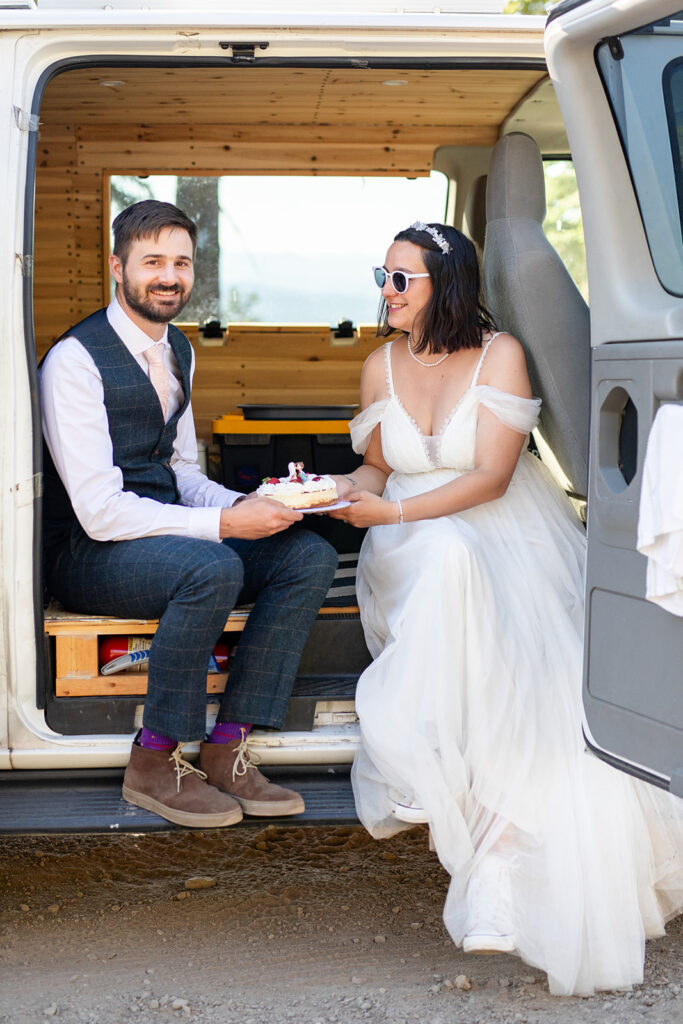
[377,223,497,354]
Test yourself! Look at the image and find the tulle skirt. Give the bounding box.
[351,453,683,996]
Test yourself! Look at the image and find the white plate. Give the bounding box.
[296,500,351,514]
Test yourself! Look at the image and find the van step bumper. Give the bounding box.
[0,766,357,834]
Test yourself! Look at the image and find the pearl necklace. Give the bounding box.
[407,341,451,368]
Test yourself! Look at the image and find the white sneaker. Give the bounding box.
[462,854,516,955]
[390,797,428,824]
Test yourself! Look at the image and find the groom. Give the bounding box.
[40,200,337,827]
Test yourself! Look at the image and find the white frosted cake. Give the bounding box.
[256,462,338,510]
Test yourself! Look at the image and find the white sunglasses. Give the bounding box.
[373,266,430,294]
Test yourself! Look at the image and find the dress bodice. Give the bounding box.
[349,337,541,475]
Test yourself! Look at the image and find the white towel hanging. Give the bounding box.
[636,403,683,616]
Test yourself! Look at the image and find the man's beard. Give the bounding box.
[121,274,191,324]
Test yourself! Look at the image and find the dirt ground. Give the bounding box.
[0,825,681,1024]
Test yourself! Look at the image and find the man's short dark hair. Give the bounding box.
[112,200,198,265]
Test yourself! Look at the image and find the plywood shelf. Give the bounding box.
[44,608,250,637]
[45,604,358,698]
[55,672,230,699]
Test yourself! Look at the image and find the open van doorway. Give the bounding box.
[19,53,550,789]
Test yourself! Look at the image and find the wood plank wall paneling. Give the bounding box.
[33,64,546,432]
[78,143,437,175]
[179,323,384,440]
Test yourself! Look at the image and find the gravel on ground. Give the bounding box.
[0,825,681,1024]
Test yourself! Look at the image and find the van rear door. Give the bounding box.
[545,0,683,794]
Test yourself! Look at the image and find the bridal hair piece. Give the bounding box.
[409,221,452,255]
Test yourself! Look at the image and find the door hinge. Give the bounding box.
[218,41,269,63]
[12,472,43,508]
[13,106,40,133]
[16,253,34,278]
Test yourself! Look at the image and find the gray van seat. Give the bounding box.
[483,132,590,498]
[464,174,487,253]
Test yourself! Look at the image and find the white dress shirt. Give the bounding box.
[40,298,243,543]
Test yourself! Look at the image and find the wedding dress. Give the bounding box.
[350,336,683,997]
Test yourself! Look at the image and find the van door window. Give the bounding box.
[110,172,448,326]
[597,11,683,296]
[664,58,683,248]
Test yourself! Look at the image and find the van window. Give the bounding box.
[542,159,587,302]
[110,172,449,326]
[663,58,683,247]
[597,12,683,296]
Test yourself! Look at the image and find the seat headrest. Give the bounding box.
[486,132,546,224]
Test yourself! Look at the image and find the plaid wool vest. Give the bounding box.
[42,308,193,554]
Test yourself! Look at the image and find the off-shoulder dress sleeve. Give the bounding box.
[348,399,391,455]
[475,385,541,434]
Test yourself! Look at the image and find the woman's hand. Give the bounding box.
[328,490,398,528]
[330,473,357,500]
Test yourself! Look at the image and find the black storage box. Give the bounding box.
[216,432,360,492]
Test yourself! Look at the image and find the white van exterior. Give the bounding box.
[0,0,681,828]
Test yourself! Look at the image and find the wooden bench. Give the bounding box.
[45,602,359,698]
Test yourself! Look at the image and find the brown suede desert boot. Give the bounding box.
[122,739,243,827]
[199,733,305,817]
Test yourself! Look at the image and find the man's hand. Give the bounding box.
[220,497,303,539]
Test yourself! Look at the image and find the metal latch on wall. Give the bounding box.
[219,42,269,63]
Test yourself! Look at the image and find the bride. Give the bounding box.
[329,221,683,997]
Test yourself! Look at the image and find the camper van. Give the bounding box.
[0,0,681,832]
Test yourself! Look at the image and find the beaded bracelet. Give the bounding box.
[396,498,405,524]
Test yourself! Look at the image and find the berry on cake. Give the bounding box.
[256,462,338,510]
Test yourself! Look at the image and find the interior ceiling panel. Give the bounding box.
[41,65,547,131]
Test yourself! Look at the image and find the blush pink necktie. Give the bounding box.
[143,343,170,421]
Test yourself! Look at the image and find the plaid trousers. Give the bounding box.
[46,527,338,740]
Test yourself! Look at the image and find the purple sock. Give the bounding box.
[209,722,252,744]
[139,727,176,750]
